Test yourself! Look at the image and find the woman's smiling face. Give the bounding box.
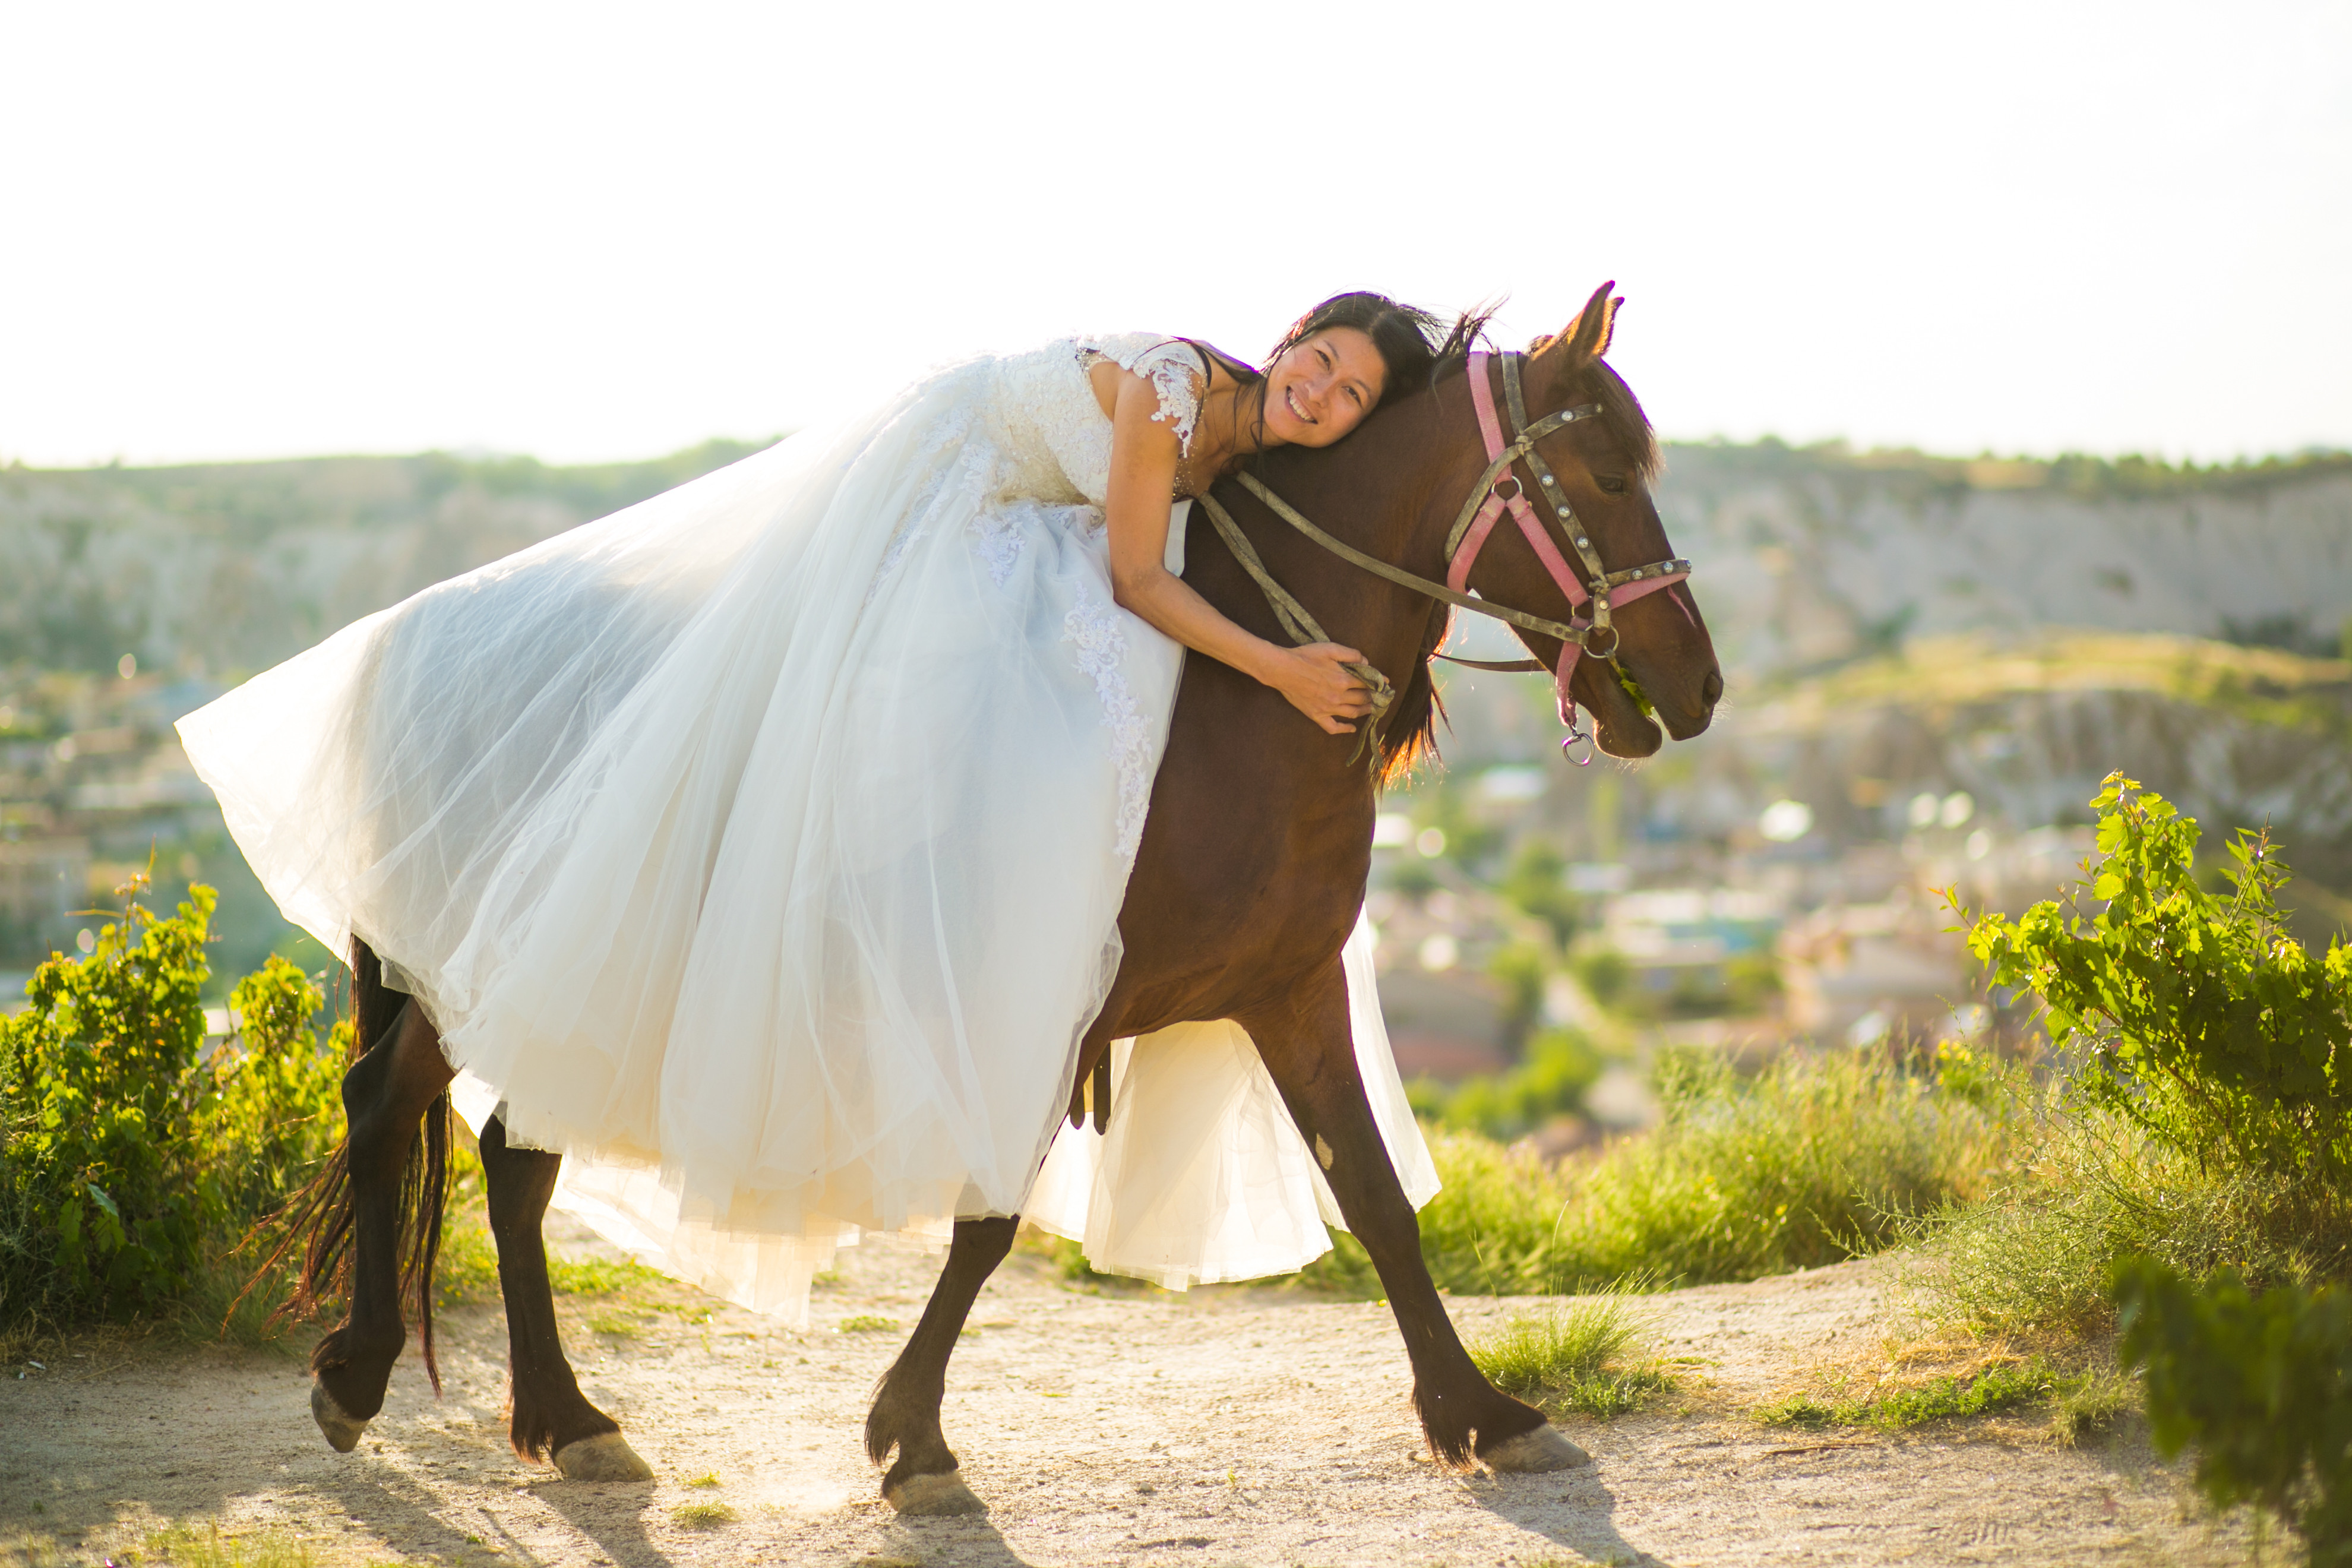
[1262,326,1386,447]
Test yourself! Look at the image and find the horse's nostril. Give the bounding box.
[1701,670,1724,709]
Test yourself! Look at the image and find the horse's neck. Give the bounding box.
[1236,392,1475,796]
[1265,394,1471,655]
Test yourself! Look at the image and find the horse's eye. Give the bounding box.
[1597,475,1629,495]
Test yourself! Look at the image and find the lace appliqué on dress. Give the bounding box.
[1062,588,1151,863]
[972,512,1025,587]
[1077,336,1206,458]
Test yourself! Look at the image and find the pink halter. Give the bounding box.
[1447,351,1690,753]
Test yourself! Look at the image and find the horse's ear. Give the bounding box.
[1535,282,1621,365]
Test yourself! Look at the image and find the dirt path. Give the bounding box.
[2,1226,2251,1567]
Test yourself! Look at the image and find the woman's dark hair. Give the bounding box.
[1264,291,1446,409]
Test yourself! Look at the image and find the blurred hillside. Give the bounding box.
[1662,444,2352,675]
[0,440,766,676]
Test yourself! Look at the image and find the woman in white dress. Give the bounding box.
[179,294,1456,1466]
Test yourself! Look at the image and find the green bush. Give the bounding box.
[1961,773,2352,1183]
[1923,777,2352,1334]
[0,880,342,1329]
[1571,949,1630,1011]
[1487,941,1549,1052]
[1501,839,1582,948]
[2116,1259,2352,1565]
[1311,1044,2014,1295]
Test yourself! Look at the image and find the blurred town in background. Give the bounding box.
[5,438,2350,1143]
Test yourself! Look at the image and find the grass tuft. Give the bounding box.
[131,1523,326,1567]
[837,1314,899,1334]
[2050,1364,2137,1447]
[549,1254,669,1296]
[583,1309,644,1338]
[668,1501,737,1529]
[1753,1355,2073,1430]
[1467,1288,1673,1418]
[684,1471,721,1488]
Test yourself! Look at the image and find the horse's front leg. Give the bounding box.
[1244,963,1589,1474]
[478,1114,653,1480]
[310,1000,456,1450]
[865,1214,1018,1515]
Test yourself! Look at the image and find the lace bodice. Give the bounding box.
[981,333,1206,510]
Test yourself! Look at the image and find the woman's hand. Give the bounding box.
[1266,643,1375,735]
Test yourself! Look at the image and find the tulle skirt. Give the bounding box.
[179,359,1434,1319]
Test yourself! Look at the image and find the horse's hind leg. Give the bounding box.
[478,1114,653,1480]
[309,997,456,1450]
[1245,965,1589,1475]
[865,1214,1017,1515]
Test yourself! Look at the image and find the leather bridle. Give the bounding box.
[1194,349,1692,765]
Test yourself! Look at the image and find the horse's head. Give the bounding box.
[1456,283,1722,758]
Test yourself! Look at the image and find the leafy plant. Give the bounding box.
[0,879,341,1329]
[2116,1259,2352,1564]
[1958,773,2352,1182]
[2,883,219,1319]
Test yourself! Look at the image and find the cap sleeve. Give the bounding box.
[1079,334,1207,457]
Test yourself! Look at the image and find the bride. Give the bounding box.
[178,293,1450,1320]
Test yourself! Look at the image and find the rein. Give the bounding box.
[1193,350,1691,766]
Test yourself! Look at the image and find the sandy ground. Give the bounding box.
[2,1223,2253,1568]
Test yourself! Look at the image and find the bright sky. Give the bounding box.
[4,1,2347,469]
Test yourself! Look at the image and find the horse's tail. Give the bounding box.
[258,937,454,1392]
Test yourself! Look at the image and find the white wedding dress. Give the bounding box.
[178,335,1437,1321]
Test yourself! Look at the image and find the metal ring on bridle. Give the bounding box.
[1582,622,1621,660]
[1490,475,1523,503]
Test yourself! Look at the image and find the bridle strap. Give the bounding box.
[1448,352,1690,741]
[1226,472,1592,646]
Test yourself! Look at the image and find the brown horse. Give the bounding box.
[278,282,1722,1507]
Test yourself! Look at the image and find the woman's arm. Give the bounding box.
[1097,365,1373,735]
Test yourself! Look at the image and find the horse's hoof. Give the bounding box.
[886,1469,987,1516]
[552,1431,656,1482]
[311,1382,370,1453]
[1482,1424,1591,1473]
